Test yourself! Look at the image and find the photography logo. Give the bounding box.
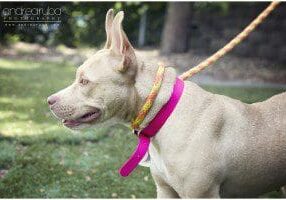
[1,6,64,28]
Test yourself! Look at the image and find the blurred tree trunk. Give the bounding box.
[138,10,147,47]
[161,2,192,55]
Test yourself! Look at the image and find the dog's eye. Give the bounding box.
[79,78,89,86]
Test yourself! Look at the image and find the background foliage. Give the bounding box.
[1,2,167,47]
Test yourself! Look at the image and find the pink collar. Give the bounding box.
[119,78,185,177]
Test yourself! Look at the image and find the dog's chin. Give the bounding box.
[65,123,91,131]
[61,108,102,130]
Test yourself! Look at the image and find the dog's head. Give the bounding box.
[47,9,138,130]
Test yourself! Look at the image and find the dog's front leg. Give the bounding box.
[185,185,221,198]
[182,171,222,198]
[153,172,220,198]
[152,173,179,198]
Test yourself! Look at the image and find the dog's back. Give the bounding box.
[252,92,286,131]
[217,92,286,197]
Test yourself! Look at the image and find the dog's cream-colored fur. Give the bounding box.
[48,10,286,198]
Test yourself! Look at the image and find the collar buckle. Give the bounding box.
[133,129,140,136]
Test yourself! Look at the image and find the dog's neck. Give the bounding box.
[129,56,177,129]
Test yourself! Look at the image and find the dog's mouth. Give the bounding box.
[62,108,101,128]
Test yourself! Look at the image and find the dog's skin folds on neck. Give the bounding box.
[48,9,286,198]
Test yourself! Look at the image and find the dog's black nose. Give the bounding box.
[47,95,59,106]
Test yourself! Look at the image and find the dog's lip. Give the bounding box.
[62,119,81,127]
[62,108,101,127]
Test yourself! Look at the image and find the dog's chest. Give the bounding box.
[149,143,179,186]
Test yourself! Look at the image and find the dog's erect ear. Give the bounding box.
[104,9,114,49]
[110,11,136,72]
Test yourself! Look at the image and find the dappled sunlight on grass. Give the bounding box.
[0,121,63,136]
[0,58,75,137]
[0,110,28,121]
[0,97,35,108]
[0,58,44,70]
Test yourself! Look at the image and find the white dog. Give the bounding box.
[48,9,286,198]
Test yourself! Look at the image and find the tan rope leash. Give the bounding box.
[131,64,165,130]
[179,1,281,81]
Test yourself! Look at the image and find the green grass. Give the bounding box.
[0,58,285,198]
